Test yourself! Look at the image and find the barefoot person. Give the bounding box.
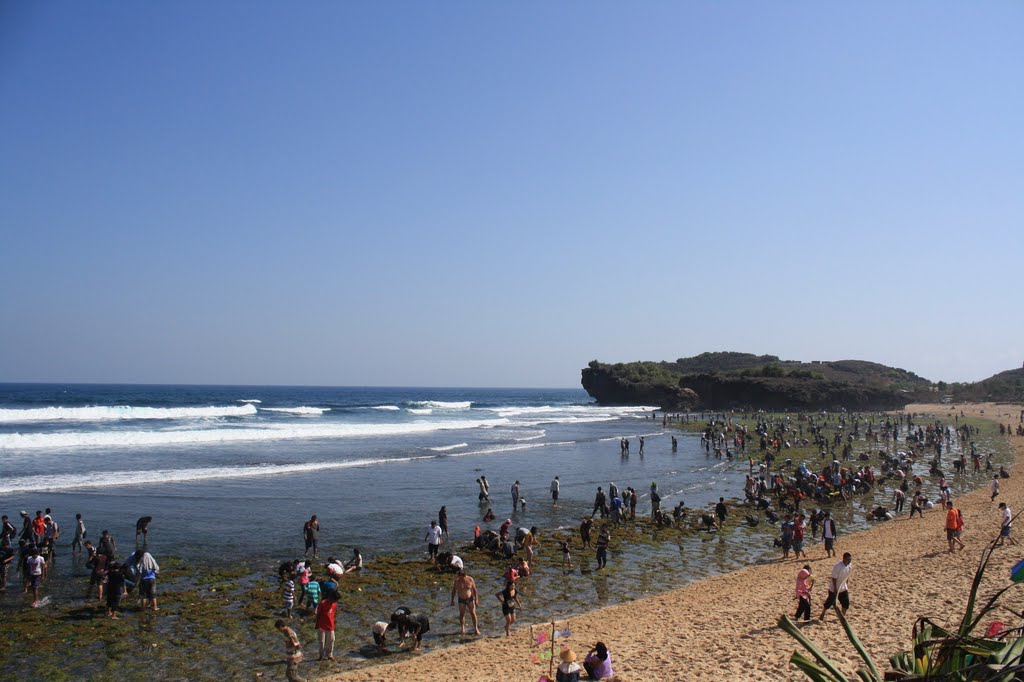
[819,552,852,620]
[450,570,480,635]
[945,502,965,553]
[276,619,306,682]
[996,503,1017,547]
[303,515,320,559]
[496,580,522,637]
[25,546,45,607]
[794,564,814,622]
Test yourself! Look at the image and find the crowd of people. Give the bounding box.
[269,408,1019,680]
[0,509,160,618]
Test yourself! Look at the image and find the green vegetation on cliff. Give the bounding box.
[581,352,936,410]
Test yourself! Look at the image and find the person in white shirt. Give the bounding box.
[991,475,1000,501]
[551,477,560,506]
[424,520,443,564]
[997,503,1017,547]
[25,546,46,606]
[819,552,852,620]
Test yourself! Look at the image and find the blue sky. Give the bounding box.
[1,2,1021,387]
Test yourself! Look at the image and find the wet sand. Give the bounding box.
[326,403,1024,681]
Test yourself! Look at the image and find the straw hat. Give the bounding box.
[559,648,577,662]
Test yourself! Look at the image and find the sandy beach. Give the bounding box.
[326,403,1024,682]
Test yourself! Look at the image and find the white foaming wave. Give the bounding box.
[513,433,545,442]
[370,405,400,411]
[495,404,660,419]
[261,406,331,415]
[0,404,257,423]
[407,400,472,409]
[0,417,511,450]
[517,415,621,428]
[0,457,437,494]
[238,399,262,404]
[428,443,468,452]
[408,408,433,415]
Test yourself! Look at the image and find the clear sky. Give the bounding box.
[1,2,1021,388]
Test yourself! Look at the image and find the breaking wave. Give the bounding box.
[0,404,257,423]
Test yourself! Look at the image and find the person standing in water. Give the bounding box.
[511,481,521,510]
[550,476,560,507]
[438,507,449,540]
[72,514,86,556]
[303,515,320,559]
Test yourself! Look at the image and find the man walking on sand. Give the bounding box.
[945,502,965,553]
[819,552,852,620]
[450,569,480,635]
[996,503,1017,547]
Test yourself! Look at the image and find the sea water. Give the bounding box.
[0,384,696,560]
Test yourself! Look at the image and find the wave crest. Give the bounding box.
[0,404,257,423]
[261,407,330,416]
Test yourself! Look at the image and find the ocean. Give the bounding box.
[0,384,691,561]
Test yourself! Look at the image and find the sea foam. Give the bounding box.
[407,400,472,409]
[0,417,510,450]
[0,404,257,423]
[0,457,435,494]
[261,406,330,415]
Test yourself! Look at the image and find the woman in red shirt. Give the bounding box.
[315,593,338,661]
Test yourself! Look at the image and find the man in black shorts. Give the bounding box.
[819,552,852,620]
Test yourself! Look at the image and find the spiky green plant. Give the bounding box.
[780,525,1023,681]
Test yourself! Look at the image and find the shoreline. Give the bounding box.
[326,403,1024,681]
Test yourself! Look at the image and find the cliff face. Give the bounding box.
[580,364,699,410]
[581,354,932,411]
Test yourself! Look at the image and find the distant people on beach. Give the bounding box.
[945,502,965,553]
[996,503,1017,547]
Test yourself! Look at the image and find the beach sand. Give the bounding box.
[326,403,1024,682]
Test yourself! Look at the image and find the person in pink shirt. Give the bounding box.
[794,564,814,621]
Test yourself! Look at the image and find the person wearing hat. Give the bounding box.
[556,647,581,681]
